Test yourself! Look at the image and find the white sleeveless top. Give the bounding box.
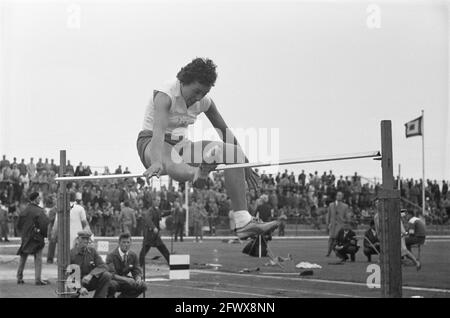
[142,79,212,137]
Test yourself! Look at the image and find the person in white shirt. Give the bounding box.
[26,158,36,179]
[137,57,279,239]
[52,192,91,249]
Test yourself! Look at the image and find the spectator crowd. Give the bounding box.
[1,154,449,240]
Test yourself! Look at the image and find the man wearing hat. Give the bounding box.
[69,230,112,298]
[16,192,50,285]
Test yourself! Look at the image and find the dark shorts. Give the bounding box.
[405,236,425,247]
[136,130,186,169]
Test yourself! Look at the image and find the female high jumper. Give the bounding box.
[136,57,279,239]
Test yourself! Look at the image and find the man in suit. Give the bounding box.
[326,191,350,256]
[0,203,9,242]
[363,220,380,262]
[139,196,171,268]
[334,222,359,262]
[106,233,147,298]
[70,230,112,298]
[119,201,136,234]
[16,192,50,285]
[46,197,57,264]
[173,200,186,242]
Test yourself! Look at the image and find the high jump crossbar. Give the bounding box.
[54,150,381,182]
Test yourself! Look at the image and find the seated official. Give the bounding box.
[70,230,112,298]
[404,210,426,251]
[106,233,147,298]
[334,222,359,262]
[363,220,380,262]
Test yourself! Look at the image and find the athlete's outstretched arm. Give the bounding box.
[205,99,243,153]
[205,99,260,191]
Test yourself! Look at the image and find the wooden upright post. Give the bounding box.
[379,121,402,297]
[57,150,70,297]
[185,181,189,236]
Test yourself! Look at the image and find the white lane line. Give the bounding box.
[192,270,450,294]
[198,281,366,298]
[145,278,169,282]
[150,283,285,298]
[402,285,450,293]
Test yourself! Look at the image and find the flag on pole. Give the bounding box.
[404,116,423,138]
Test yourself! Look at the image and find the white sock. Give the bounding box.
[233,210,252,229]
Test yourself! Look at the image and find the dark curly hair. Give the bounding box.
[118,232,131,241]
[177,57,218,87]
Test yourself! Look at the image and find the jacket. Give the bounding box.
[336,228,358,248]
[106,247,142,280]
[363,228,380,249]
[142,207,164,247]
[70,245,108,278]
[326,201,350,238]
[17,203,49,255]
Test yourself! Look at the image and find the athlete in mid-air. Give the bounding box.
[137,57,279,239]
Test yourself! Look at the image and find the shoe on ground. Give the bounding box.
[235,219,280,240]
[35,280,50,286]
[17,279,25,285]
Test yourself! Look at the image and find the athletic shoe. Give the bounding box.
[17,279,24,285]
[235,218,280,240]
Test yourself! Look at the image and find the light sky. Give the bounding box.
[1,0,449,183]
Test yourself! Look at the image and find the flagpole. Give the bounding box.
[421,109,425,217]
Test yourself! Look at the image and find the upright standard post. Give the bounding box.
[379,121,402,298]
[185,181,189,236]
[258,235,262,258]
[57,150,70,297]
[421,109,425,217]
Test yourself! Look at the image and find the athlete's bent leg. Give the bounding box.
[189,141,279,239]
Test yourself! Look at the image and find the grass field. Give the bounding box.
[1,237,449,298]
